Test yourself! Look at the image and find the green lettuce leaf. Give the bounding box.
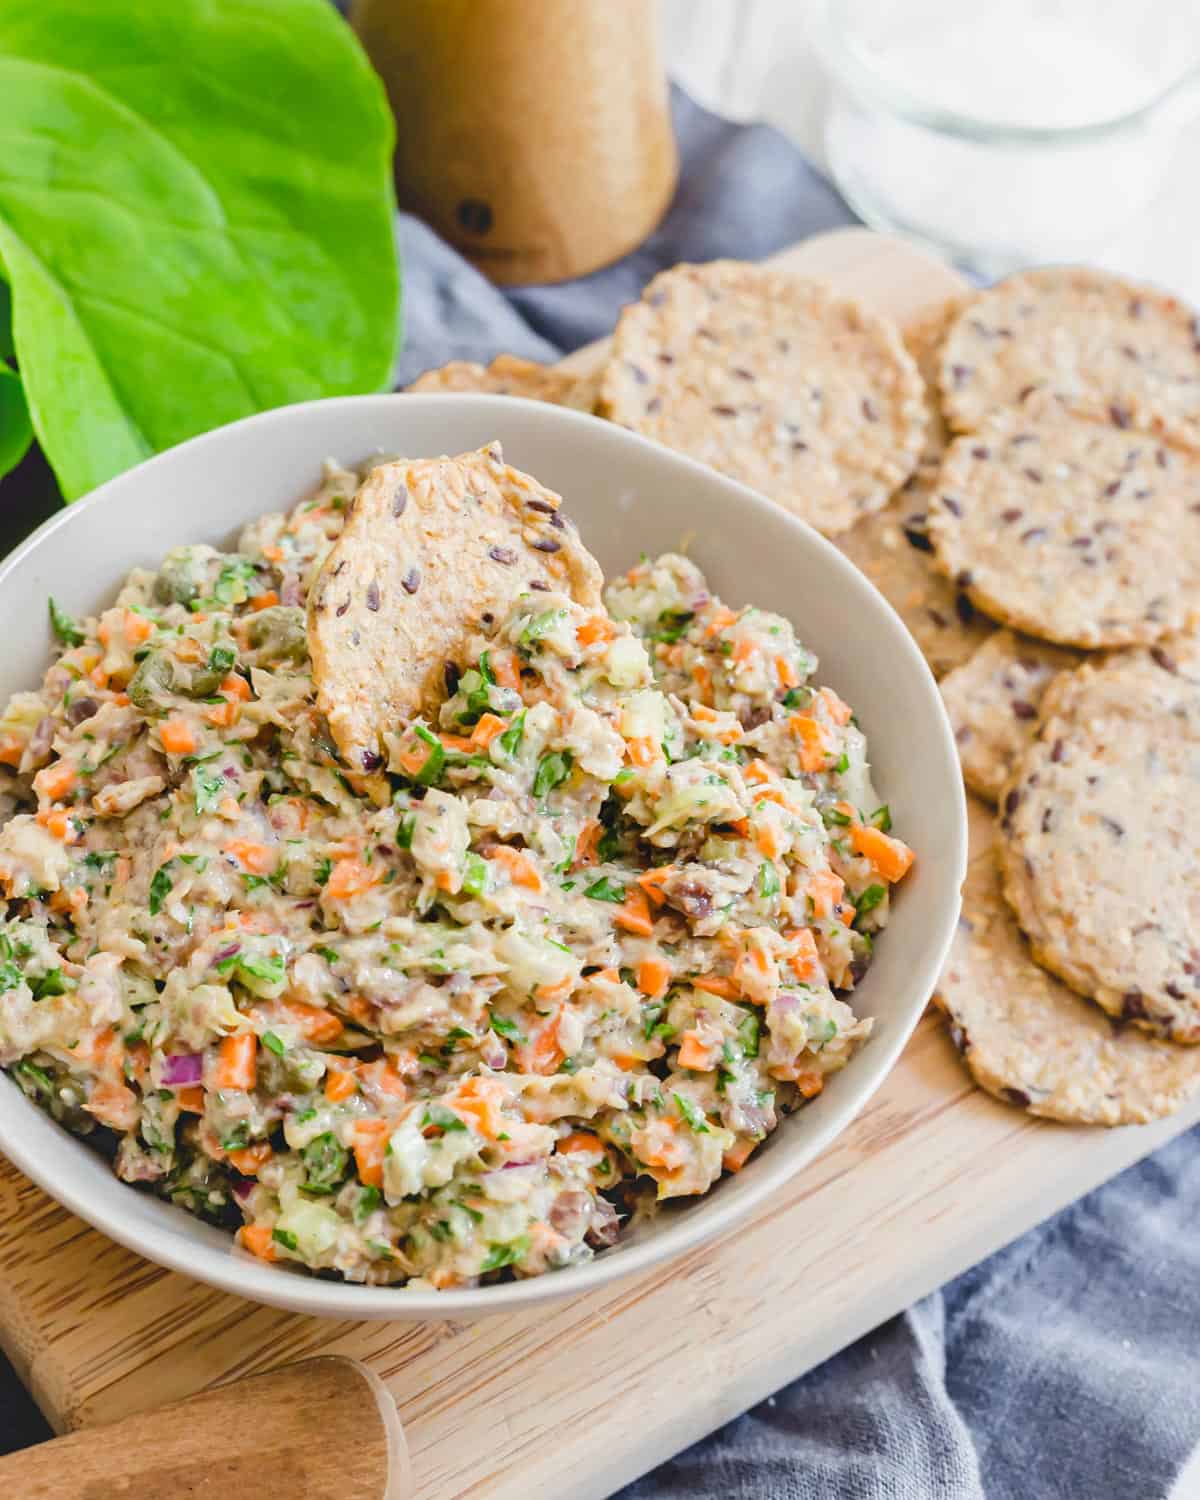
[0,360,32,482]
[0,0,400,500]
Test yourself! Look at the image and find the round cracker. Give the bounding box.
[597,260,927,535]
[904,292,972,479]
[940,266,1200,448]
[309,442,602,772]
[936,844,1200,1125]
[836,490,993,678]
[997,637,1200,1042]
[406,354,595,411]
[940,630,1080,802]
[927,410,1200,647]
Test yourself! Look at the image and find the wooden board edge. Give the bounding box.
[549,1093,1200,1500]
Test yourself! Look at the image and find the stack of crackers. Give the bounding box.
[408,259,1200,1128]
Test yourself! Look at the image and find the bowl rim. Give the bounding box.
[0,391,967,1318]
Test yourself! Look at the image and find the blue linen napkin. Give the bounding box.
[3,85,1199,1500]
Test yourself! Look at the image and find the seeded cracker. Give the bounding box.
[997,637,1200,1042]
[940,266,1200,448]
[309,443,603,772]
[406,354,597,411]
[927,409,1200,647]
[598,261,927,535]
[837,294,993,676]
[940,630,1081,802]
[935,840,1200,1125]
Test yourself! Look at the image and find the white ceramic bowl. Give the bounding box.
[0,395,966,1319]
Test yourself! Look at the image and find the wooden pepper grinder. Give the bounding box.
[0,1357,409,1499]
[351,0,679,285]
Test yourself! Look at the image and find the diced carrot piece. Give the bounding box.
[637,866,674,907]
[439,732,476,753]
[225,839,275,876]
[577,615,615,647]
[249,590,280,611]
[728,818,750,838]
[693,975,738,999]
[536,974,576,1004]
[42,808,78,843]
[626,736,659,768]
[614,886,653,937]
[691,663,713,704]
[123,610,154,645]
[609,1051,643,1071]
[324,1067,358,1103]
[636,955,671,999]
[159,717,198,755]
[221,672,251,702]
[807,868,845,920]
[788,714,830,772]
[755,822,783,860]
[470,713,507,748]
[280,1001,343,1044]
[237,1224,277,1261]
[850,824,915,883]
[33,762,77,802]
[353,1119,391,1187]
[395,743,429,777]
[0,734,23,768]
[111,692,131,707]
[704,606,738,638]
[490,650,521,691]
[176,1086,204,1113]
[818,687,852,726]
[90,665,109,689]
[487,845,543,892]
[227,1142,273,1175]
[732,638,756,667]
[214,1033,257,1092]
[526,1012,564,1076]
[342,994,372,1025]
[261,544,285,563]
[204,700,239,728]
[676,1032,716,1071]
[358,1058,410,1098]
[558,1130,604,1156]
[723,1138,757,1173]
[636,1116,684,1169]
[84,1080,138,1131]
[795,1071,825,1099]
[453,1076,506,1139]
[776,655,799,690]
[174,637,204,664]
[326,856,380,901]
[786,927,821,982]
[572,819,601,869]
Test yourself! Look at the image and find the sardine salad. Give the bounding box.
[0,463,913,1288]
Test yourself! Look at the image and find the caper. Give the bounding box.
[153,548,206,605]
[127,650,181,708]
[245,605,308,664]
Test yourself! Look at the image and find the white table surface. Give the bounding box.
[660,0,1200,302]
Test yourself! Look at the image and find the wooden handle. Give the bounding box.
[0,1356,409,1499]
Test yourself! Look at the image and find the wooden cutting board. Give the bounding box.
[3,229,1198,1499]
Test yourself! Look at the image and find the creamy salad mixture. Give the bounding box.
[0,464,912,1288]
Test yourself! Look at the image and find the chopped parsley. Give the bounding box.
[48,597,85,647]
[673,1092,710,1134]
